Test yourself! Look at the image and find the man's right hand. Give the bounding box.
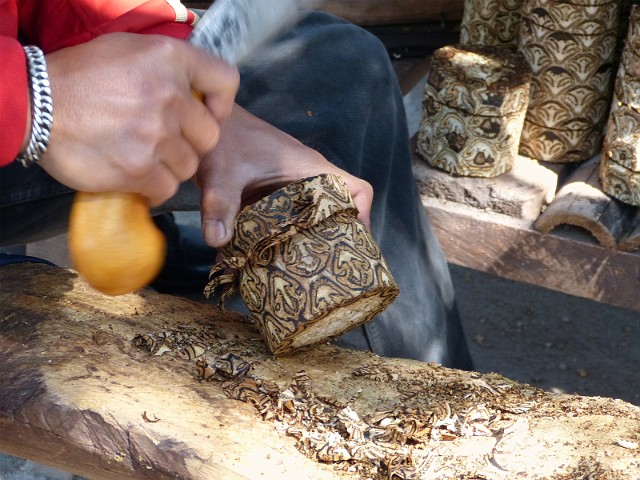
[38,32,239,206]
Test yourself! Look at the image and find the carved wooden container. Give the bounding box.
[601,4,640,206]
[416,44,531,177]
[629,3,640,52]
[204,174,399,355]
[517,0,621,163]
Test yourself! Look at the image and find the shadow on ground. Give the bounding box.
[451,264,640,406]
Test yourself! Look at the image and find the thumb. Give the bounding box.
[337,174,373,229]
[199,181,242,248]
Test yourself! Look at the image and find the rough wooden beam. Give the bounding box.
[1,263,639,479]
[422,196,640,314]
[413,148,559,222]
[534,156,637,250]
[185,1,465,26]
[315,0,464,26]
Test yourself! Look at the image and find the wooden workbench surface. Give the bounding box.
[1,263,640,479]
[412,149,640,315]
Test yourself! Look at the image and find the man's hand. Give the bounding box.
[39,33,239,206]
[194,104,374,247]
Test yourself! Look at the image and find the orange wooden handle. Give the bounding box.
[68,191,166,295]
[68,91,205,295]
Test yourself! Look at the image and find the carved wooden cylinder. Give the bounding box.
[417,44,531,177]
[204,174,399,355]
[601,4,640,206]
[517,0,621,163]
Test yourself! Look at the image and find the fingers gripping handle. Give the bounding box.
[69,90,204,295]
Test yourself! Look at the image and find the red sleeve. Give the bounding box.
[0,1,28,166]
[0,37,28,167]
[1,0,196,167]
[17,0,196,52]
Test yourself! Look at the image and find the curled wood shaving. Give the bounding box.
[142,411,161,423]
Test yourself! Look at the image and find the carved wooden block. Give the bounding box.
[416,44,531,177]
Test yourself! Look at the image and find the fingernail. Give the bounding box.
[204,219,227,246]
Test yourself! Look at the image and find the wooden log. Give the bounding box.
[314,0,464,26]
[422,196,640,314]
[535,156,637,250]
[1,263,640,479]
[413,142,559,222]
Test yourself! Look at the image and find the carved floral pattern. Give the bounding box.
[204,174,399,355]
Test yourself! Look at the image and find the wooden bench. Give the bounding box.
[2,263,639,479]
[343,2,640,315]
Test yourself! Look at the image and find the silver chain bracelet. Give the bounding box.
[16,46,53,168]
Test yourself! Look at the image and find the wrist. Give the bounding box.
[16,46,53,168]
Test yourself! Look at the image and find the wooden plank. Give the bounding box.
[413,146,559,222]
[315,0,464,26]
[421,196,640,314]
[366,23,461,58]
[185,1,465,26]
[535,156,637,250]
[1,263,640,480]
[183,1,212,9]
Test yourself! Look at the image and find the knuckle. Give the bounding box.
[122,154,153,178]
[198,123,220,155]
[200,186,217,206]
[179,151,199,181]
[147,35,181,61]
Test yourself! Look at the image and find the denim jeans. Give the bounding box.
[0,12,473,369]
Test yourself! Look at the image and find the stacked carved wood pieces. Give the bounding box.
[416,44,532,177]
[601,4,640,206]
[517,0,621,163]
[416,0,639,252]
[460,0,525,47]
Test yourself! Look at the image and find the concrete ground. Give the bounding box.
[452,265,639,407]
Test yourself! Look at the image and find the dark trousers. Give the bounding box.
[0,12,473,370]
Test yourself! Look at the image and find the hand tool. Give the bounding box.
[69,0,309,295]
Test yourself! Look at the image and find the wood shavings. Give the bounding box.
[615,438,639,450]
[128,323,637,480]
[142,411,161,423]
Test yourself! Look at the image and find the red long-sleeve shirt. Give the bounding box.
[0,0,198,167]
